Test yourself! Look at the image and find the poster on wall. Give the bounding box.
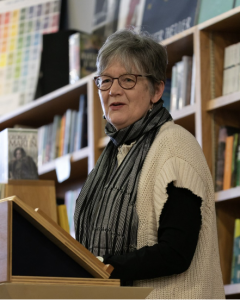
[140,0,199,42]
[0,0,61,116]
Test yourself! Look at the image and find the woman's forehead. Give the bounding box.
[103,56,140,74]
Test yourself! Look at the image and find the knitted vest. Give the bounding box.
[117,121,225,299]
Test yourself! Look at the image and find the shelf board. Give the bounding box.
[215,186,240,202]
[206,91,240,112]
[0,75,93,130]
[225,283,240,296]
[38,147,89,178]
[98,136,110,149]
[170,103,196,120]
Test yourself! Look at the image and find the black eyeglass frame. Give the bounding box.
[93,74,151,91]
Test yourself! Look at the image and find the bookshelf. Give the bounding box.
[0,6,240,298]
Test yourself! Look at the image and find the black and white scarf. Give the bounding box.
[74,99,172,257]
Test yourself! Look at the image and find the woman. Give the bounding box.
[74,29,225,299]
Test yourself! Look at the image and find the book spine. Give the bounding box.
[170,65,177,111]
[223,135,234,190]
[59,113,66,157]
[231,133,239,187]
[236,138,240,186]
[57,204,70,234]
[231,219,240,284]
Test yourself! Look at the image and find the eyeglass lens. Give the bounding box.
[96,74,137,90]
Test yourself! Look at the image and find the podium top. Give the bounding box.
[0,196,113,280]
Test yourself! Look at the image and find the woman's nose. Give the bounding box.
[109,78,122,95]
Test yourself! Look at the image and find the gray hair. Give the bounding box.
[96,28,168,95]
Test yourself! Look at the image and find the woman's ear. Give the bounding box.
[151,81,165,103]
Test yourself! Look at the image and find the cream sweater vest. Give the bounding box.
[117,121,225,299]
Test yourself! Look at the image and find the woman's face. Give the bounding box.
[98,61,164,130]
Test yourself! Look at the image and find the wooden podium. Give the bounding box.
[0,196,153,299]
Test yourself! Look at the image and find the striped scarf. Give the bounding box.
[74,99,172,257]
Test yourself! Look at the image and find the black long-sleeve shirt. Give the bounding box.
[103,182,202,283]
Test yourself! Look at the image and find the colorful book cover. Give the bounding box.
[140,0,199,42]
[231,219,240,284]
[0,128,38,183]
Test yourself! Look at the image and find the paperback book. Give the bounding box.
[0,128,38,183]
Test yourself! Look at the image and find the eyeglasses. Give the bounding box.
[94,74,150,91]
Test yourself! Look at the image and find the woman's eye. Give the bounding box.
[123,77,134,82]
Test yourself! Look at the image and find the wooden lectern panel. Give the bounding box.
[3,180,57,222]
[0,283,153,299]
[0,196,119,286]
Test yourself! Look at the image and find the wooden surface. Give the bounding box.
[3,180,57,223]
[0,283,153,299]
[0,196,116,281]
[0,201,11,283]
[11,276,119,286]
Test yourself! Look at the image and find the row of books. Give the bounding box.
[38,94,87,167]
[222,42,240,96]
[215,126,240,192]
[170,55,195,112]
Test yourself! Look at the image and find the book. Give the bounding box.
[57,204,70,234]
[176,61,184,109]
[162,78,171,112]
[75,94,88,151]
[236,138,240,187]
[0,128,38,183]
[182,56,193,106]
[231,133,239,188]
[190,54,196,105]
[65,188,81,238]
[231,219,240,284]
[140,0,199,42]
[170,65,178,112]
[223,135,234,190]
[215,126,240,191]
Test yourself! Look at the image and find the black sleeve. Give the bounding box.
[103,182,202,281]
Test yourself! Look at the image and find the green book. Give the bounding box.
[231,219,240,284]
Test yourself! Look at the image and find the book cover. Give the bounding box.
[0,128,38,183]
[231,219,240,284]
[141,0,198,42]
[223,135,234,190]
[79,32,103,78]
